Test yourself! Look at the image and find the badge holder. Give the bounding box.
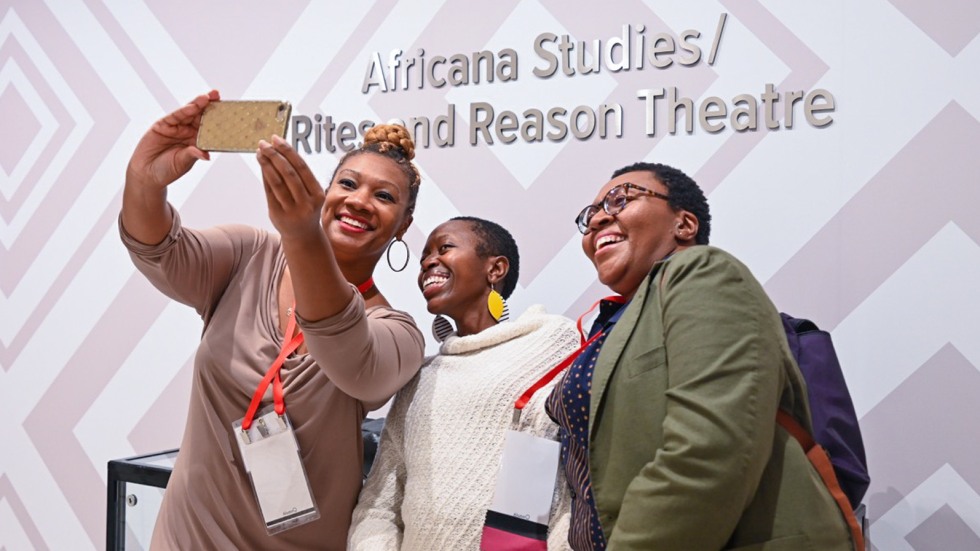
[232,404,320,535]
[481,427,560,550]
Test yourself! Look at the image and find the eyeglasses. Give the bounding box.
[575,183,669,234]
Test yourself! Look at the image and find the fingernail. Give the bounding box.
[272,135,285,145]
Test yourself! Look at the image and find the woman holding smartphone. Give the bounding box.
[120,90,425,550]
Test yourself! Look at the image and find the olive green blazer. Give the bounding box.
[588,246,853,550]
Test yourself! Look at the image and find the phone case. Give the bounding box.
[197,100,292,152]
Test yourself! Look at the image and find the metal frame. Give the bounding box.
[105,449,178,551]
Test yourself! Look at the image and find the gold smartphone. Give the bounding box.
[196,100,292,152]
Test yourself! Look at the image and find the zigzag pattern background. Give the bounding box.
[1,1,978,549]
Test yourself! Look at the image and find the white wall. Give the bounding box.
[2,1,978,548]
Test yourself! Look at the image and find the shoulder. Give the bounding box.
[513,307,581,367]
[515,305,579,344]
[519,304,576,330]
[669,245,746,270]
[657,245,759,288]
[654,246,779,326]
[633,246,773,326]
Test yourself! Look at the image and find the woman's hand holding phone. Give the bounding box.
[126,90,221,191]
[121,90,220,246]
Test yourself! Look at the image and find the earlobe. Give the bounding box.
[398,214,414,238]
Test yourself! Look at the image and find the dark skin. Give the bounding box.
[418,220,509,337]
[582,171,699,299]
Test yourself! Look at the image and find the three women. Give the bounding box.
[124,93,856,550]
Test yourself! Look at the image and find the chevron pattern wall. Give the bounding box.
[1,1,978,549]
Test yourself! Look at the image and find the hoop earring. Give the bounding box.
[487,286,510,322]
[432,315,454,342]
[386,237,410,272]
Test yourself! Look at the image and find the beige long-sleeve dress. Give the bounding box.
[120,208,424,550]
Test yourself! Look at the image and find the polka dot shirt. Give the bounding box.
[546,299,628,550]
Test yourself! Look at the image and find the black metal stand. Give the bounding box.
[105,449,178,551]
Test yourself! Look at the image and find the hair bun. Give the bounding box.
[363,124,416,161]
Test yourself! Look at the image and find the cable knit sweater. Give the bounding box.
[348,305,580,550]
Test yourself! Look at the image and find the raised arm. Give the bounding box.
[121,90,220,245]
[120,91,260,315]
[255,136,355,322]
[120,213,263,318]
[298,294,424,407]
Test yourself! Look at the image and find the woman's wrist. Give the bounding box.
[279,224,330,251]
[124,161,171,195]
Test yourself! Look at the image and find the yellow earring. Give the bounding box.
[487,288,509,322]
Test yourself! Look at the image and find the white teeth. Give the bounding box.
[422,275,448,289]
[596,234,625,249]
[340,216,369,229]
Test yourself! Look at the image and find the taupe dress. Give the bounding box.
[120,208,424,550]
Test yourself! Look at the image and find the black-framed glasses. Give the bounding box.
[575,183,669,234]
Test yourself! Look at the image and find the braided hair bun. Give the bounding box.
[363,124,416,161]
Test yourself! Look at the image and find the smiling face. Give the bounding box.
[418,220,507,336]
[582,170,698,298]
[322,152,414,266]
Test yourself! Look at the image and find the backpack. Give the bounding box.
[361,417,386,478]
[779,313,870,509]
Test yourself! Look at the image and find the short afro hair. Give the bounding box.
[451,216,520,298]
[611,162,711,245]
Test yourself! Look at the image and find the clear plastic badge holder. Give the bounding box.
[489,429,560,524]
[232,404,319,534]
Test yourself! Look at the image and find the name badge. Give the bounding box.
[481,429,560,549]
[232,405,319,534]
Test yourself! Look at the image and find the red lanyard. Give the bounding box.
[242,277,375,430]
[513,295,625,412]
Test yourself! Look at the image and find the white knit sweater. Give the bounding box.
[348,305,580,550]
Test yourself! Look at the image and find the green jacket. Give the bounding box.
[589,246,853,550]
